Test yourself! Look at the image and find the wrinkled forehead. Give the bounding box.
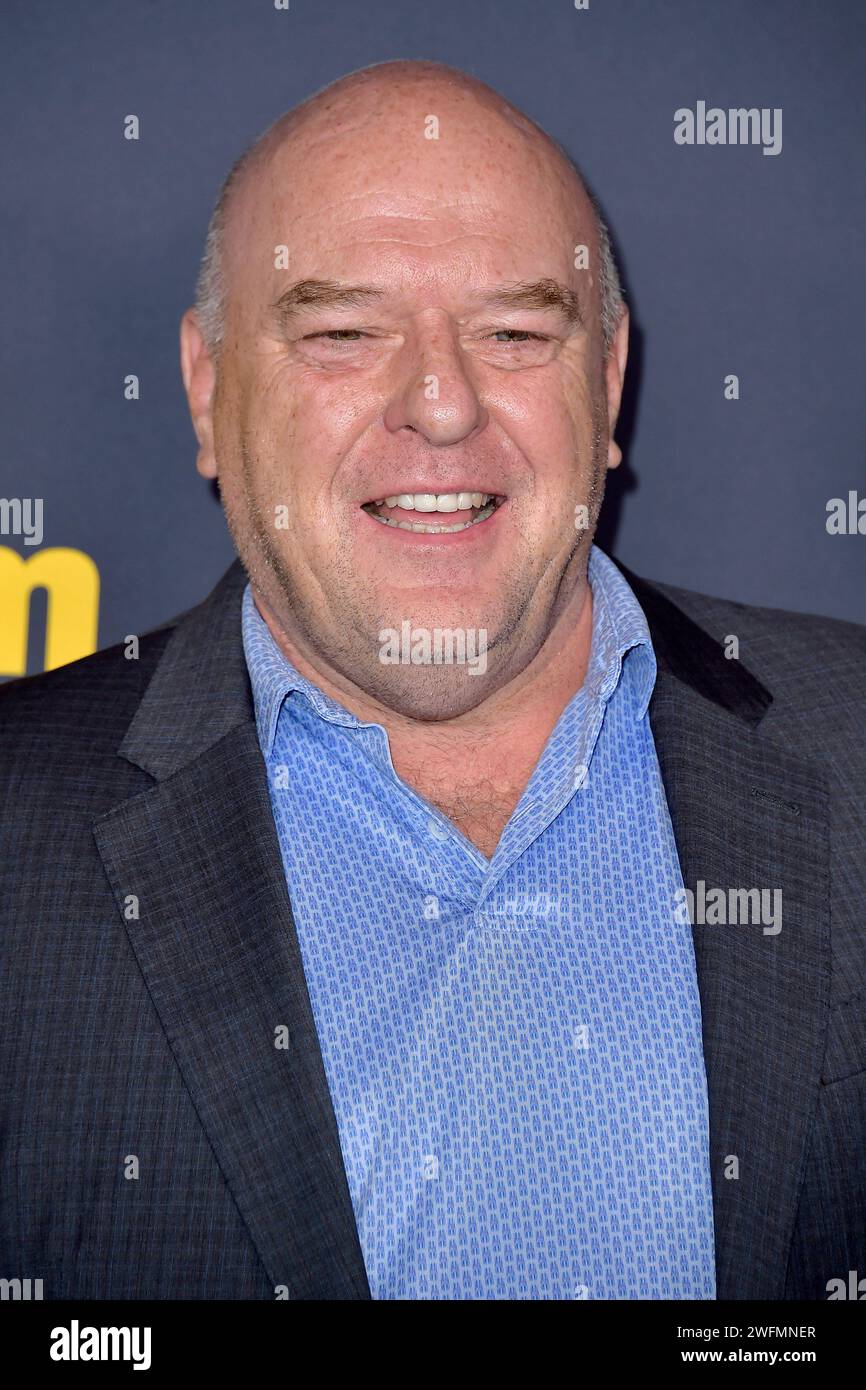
[224,88,597,298]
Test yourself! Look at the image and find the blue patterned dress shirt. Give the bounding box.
[241,544,716,1299]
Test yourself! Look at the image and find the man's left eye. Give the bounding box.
[489,330,546,343]
[317,330,365,341]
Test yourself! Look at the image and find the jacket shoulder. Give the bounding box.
[647,576,866,681]
[0,617,180,767]
[650,575,866,656]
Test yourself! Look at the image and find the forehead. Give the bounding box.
[227,93,594,296]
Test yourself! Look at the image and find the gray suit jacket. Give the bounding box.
[1,557,864,1300]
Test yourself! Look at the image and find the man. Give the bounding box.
[1,60,864,1302]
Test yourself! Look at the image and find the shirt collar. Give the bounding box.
[241,586,366,757]
[241,544,656,759]
[585,546,657,722]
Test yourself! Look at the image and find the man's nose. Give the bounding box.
[383,319,489,446]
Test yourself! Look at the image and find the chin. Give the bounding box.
[367,667,497,722]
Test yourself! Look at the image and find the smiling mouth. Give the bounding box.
[360,491,505,533]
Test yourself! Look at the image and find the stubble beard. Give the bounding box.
[222,429,609,721]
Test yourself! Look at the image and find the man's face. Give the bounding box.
[183,83,627,719]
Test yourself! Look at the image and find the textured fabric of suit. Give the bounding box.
[622,572,866,1300]
[0,555,863,1300]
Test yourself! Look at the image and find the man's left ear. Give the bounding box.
[605,306,629,470]
[180,308,218,480]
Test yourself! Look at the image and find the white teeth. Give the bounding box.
[380,492,492,512]
[368,499,498,533]
[366,492,499,533]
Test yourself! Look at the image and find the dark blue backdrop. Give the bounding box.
[1,0,863,678]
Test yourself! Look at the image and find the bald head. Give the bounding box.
[194,60,623,360]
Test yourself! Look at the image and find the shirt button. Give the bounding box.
[427,817,449,841]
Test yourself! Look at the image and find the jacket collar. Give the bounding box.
[119,559,253,780]
[614,559,773,726]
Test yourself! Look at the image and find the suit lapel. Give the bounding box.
[93,562,370,1299]
[626,569,831,1299]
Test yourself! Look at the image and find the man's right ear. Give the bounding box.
[180,308,218,480]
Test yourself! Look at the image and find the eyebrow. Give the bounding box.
[270,276,583,328]
[272,279,384,325]
[477,279,583,327]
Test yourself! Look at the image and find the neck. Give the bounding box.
[253,574,595,857]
